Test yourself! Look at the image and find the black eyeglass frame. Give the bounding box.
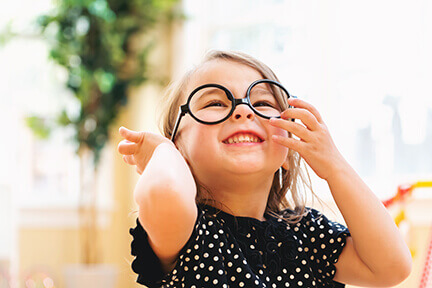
[170,79,297,142]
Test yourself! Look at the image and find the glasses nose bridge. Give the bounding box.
[233,97,253,110]
[233,97,250,107]
[232,97,255,117]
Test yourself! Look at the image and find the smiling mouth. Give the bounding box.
[222,135,264,145]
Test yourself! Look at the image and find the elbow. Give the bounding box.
[394,256,412,284]
[375,254,413,286]
[393,245,413,285]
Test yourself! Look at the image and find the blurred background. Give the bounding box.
[0,0,431,287]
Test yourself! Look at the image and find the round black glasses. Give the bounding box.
[170,79,297,142]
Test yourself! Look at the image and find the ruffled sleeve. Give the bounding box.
[301,207,351,287]
[129,202,205,287]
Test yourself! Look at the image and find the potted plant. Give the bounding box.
[3,0,181,287]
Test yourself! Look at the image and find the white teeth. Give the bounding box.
[224,133,261,144]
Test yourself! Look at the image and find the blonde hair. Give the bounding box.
[156,50,327,224]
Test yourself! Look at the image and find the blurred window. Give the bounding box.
[180,0,432,200]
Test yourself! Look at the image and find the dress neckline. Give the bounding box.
[200,203,274,224]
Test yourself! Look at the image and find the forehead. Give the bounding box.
[185,60,263,97]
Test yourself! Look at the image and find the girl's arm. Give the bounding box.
[269,98,412,287]
[118,127,198,274]
[328,159,412,287]
[134,142,198,274]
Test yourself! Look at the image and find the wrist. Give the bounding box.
[325,155,351,183]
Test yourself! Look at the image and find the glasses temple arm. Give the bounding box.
[170,106,185,142]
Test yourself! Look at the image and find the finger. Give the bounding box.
[123,155,137,165]
[271,134,305,154]
[119,126,143,143]
[117,140,137,155]
[136,166,143,175]
[286,98,324,124]
[280,107,320,131]
[269,118,312,142]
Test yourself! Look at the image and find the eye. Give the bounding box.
[203,100,228,108]
[253,101,277,108]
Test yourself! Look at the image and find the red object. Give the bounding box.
[419,225,432,288]
[382,184,413,208]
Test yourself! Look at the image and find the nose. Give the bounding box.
[232,103,255,120]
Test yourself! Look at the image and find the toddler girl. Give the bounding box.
[118,50,412,287]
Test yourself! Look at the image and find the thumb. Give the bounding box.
[119,126,143,143]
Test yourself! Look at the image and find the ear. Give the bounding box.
[282,158,290,171]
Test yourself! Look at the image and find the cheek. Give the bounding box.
[180,122,219,162]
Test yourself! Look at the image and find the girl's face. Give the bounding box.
[176,59,289,186]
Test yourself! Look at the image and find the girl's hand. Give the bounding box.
[269,98,346,181]
[117,126,176,175]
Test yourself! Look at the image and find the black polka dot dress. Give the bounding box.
[129,203,350,288]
